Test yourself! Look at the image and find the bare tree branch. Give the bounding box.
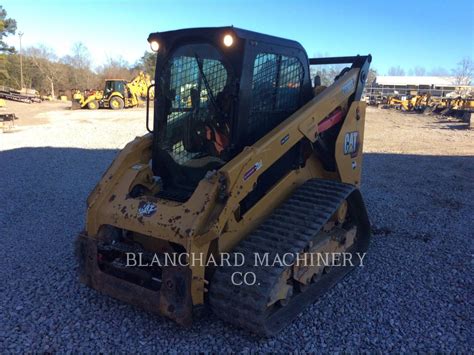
[453,57,473,86]
[388,66,405,76]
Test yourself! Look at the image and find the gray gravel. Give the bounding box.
[0,108,472,352]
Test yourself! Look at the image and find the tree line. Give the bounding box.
[2,43,155,97]
[313,58,472,88]
[386,58,473,85]
[1,5,472,97]
[1,5,155,97]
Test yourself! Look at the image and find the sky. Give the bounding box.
[3,0,474,74]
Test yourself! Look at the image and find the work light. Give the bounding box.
[150,40,160,52]
[223,34,234,47]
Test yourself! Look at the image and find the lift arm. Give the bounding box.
[214,55,371,234]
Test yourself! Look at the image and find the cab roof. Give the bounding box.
[147,26,306,52]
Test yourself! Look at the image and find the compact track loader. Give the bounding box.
[76,27,372,335]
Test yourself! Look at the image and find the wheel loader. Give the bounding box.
[76,27,372,336]
[71,72,153,110]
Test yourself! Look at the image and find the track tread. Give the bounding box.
[209,178,363,335]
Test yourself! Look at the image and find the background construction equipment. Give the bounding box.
[71,72,153,110]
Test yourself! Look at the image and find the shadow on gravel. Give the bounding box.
[438,123,470,130]
[0,147,473,352]
[0,129,21,134]
[0,146,119,239]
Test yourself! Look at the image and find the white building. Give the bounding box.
[366,76,472,99]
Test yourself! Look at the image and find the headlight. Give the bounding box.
[223,34,234,47]
[150,40,160,52]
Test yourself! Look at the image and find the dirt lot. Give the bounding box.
[364,106,473,155]
[1,100,149,129]
[2,101,473,153]
[0,102,472,352]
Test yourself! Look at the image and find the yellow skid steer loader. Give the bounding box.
[76,27,372,336]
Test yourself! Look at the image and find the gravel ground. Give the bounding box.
[0,105,473,352]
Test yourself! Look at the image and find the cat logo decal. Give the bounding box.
[344,131,359,158]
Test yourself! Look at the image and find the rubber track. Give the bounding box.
[209,178,365,335]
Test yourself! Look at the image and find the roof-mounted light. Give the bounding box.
[150,40,160,52]
[223,34,234,47]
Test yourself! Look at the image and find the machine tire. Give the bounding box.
[88,100,99,110]
[110,96,125,110]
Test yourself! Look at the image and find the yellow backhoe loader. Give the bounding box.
[76,27,372,335]
[72,72,153,110]
[384,95,417,111]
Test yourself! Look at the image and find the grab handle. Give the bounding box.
[146,84,155,133]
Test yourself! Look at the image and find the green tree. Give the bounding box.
[0,5,17,83]
[0,5,17,53]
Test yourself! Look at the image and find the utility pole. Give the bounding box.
[19,32,24,90]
